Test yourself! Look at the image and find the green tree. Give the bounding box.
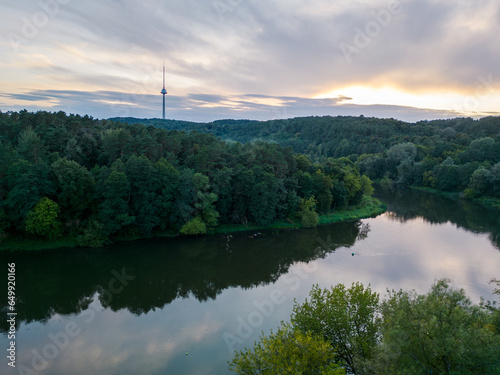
[468,167,493,196]
[76,219,108,248]
[125,155,162,234]
[378,279,500,375]
[99,128,132,165]
[0,141,18,200]
[98,170,135,235]
[25,197,62,239]
[291,283,380,375]
[51,158,95,222]
[5,161,54,229]
[312,170,333,213]
[385,142,417,179]
[193,172,219,229]
[296,154,313,172]
[360,175,374,197]
[179,216,206,235]
[298,196,319,228]
[325,158,363,205]
[229,323,345,375]
[16,126,45,163]
[433,158,461,191]
[247,166,279,225]
[155,158,180,230]
[491,162,500,197]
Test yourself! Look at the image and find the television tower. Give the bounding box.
[160,62,167,119]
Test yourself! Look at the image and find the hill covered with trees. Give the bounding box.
[113,115,500,206]
[0,110,377,249]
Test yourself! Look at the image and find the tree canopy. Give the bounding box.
[0,110,375,247]
[229,280,500,375]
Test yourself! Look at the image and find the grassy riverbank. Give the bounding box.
[211,196,385,235]
[0,196,386,252]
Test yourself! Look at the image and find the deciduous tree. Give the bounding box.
[291,283,380,374]
[25,197,62,239]
[229,323,345,375]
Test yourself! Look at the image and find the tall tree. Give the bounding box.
[378,279,500,374]
[125,155,162,234]
[25,197,62,240]
[16,126,45,163]
[98,170,135,235]
[5,161,54,230]
[51,158,95,223]
[229,323,345,375]
[291,283,380,375]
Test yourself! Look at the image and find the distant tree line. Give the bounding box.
[0,110,374,247]
[114,115,500,202]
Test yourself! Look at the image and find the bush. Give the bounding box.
[180,216,207,235]
[228,323,345,374]
[301,208,319,228]
[77,220,108,248]
[299,196,319,228]
[25,197,62,240]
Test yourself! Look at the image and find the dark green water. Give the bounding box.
[1,188,499,374]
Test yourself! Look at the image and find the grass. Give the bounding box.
[211,196,386,234]
[0,237,79,252]
[317,196,387,225]
[0,196,387,252]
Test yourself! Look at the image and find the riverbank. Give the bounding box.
[410,186,500,210]
[211,196,386,235]
[0,196,386,252]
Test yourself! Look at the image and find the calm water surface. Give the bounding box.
[2,189,500,374]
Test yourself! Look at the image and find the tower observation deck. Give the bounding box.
[161,63,167,119]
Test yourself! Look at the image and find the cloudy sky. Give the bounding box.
[1,0,499,122]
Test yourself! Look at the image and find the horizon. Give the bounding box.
[6,109,495,126]
[1,1,500,123]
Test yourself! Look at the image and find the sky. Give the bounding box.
[1,0,500,123]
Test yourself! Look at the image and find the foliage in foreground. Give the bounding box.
[375,279,500,374]
[229,323,345,375]
[291,283,379,375]
[229,279,500,375]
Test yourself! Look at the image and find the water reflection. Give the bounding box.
[1,188,499,333]
[375,188,500,250]
[1,189,499,375]
[0,221,365,333]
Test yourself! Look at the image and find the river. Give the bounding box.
[1,188,499,374]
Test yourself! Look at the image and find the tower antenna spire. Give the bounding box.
[160,61,167,120]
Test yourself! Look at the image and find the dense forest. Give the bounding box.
[114,115,500,204]
[0,110,375,248]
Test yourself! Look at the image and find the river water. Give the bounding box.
[1,188,499,374]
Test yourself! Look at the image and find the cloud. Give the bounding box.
[0,89,475,123]
[0,0,499,120]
